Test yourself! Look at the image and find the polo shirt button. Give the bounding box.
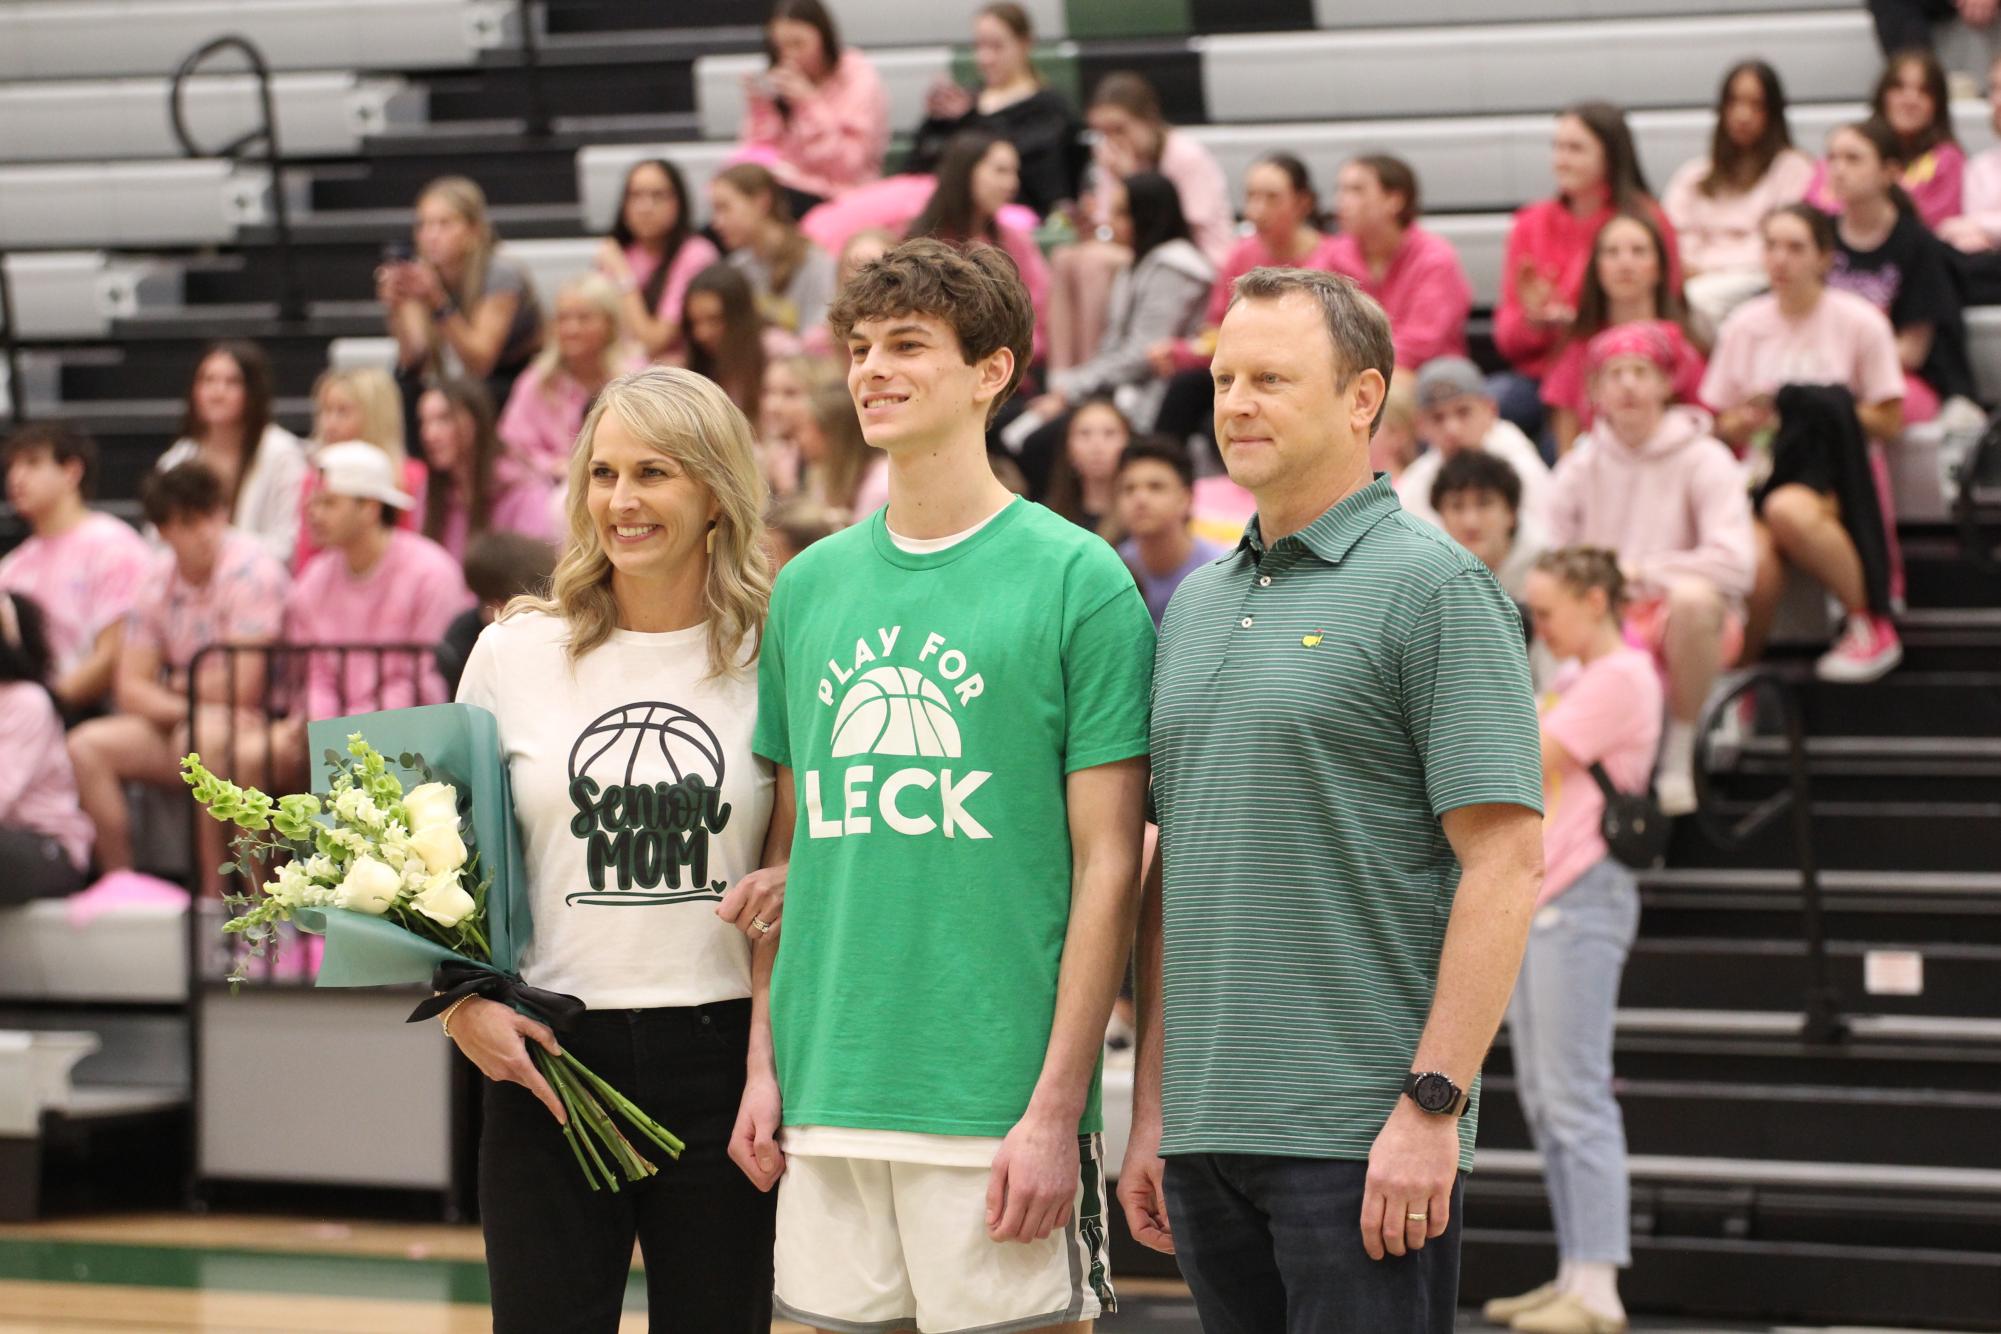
[1258,576,1272,588]
[1240,617,1254,628]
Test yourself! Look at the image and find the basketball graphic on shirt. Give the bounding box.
[569,701,726,792]
[830,666,962,758]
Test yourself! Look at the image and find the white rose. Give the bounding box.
[412,870,476,928]
[334,857,402,915]
[408,822,467,875]
[402,783,461,835]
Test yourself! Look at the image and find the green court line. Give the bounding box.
[0,1237,646,1309]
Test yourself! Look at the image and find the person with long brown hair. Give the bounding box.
[907,2,1084,217]
[1663,60,1815,337]
[736,0,889,206]
[452,366,782,1332]
[417,379,558,561]
[710,162,838,336]
[377,176,545,409]
[597,157,721,361]
[681,262,776,421]
[1809,48,1965,229]
[156,340,307,564]
[1541,211,1707,454]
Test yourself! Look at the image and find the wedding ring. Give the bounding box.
[751,917,773,935]
[1406,1212,1429,1222]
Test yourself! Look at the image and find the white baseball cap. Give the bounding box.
[315,441,414,510]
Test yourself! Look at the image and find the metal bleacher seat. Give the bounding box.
[835,0,1063,46]
[1200,11,1879,122]
[0,73,423,164]
[577,141,736,234]
[696,46,952,144]
[0,160,273,250]
[1970,308,2001,405]
[0,0,512,81]
[1310,0,1836,22]
[3,252,182,339]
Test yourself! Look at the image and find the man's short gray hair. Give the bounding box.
[1226,267,1397,429]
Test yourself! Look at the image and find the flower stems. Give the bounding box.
[532,1046,683,1189]
[561,1053,685,1159]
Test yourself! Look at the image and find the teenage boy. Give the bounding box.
[1432,451,1543,602]
[66,463,288,873]
[1398,357,1552,533]
[737,238,1155,1334]
[1114,437,1223,627]
[1,423,153,714]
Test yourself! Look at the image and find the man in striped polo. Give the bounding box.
[1118,267,1545,1332]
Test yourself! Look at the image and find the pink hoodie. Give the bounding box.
[739,49,891,199]
[1546,405,1755,603]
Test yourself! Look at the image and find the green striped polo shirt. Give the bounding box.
[1149,475,1542,1170]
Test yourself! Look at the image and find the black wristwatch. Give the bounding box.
[1403,1071,1469,1117]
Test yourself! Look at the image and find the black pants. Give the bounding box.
[1164,1154,1464,1334]
[0,825,86,906]
[480,999,775,1333]
[1869,0,1954,54]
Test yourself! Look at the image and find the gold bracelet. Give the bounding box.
[438,994,476,1038]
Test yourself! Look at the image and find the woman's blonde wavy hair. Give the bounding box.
[528,273,636,398]
[312,366,407,467]
[508,366,771,678]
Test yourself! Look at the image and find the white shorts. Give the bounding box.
[773,1134,1116,1333]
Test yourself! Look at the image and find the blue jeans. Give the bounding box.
[1505,855,1640,1266]
[1163,1154,1464,1333]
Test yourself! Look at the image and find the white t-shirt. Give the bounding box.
[1396,418,1553,534]
[456,609,773,1010]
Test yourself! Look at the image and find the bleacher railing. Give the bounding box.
[516,0,552,140]
[0,250,21,427]
[1693,672,1846,1045]
[168,36,303,323]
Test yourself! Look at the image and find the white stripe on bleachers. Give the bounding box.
[0,0,510,82]
[835,0,1063,48]
[3,252,182,339]
[0,161,269,249]
[1312,0,1836,27]
[0,74,420,165]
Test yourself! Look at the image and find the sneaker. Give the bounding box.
[1814,615,1903,684]
[1482,1282,1562,1326]
[1511,1292,1628,1333]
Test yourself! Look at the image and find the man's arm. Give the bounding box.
[988,756,1148,1244]
[727,765,794,1191]
[114,640,187,728]
[1116,840,1174,1252]
[1360,800,1542,1262]
[53,620,125,713]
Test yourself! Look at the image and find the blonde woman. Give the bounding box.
[499,273,643,485]
[295,367,426,571]
[453,366,785,1332]
[376,175,545,405]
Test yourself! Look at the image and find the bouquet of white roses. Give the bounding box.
[183,729,684,1192]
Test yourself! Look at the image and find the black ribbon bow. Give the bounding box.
[405,958,587,1031]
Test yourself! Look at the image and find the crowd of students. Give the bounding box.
[2,0,1993,904]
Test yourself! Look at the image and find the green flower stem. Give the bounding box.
[547,1057,619,1192]
[462,921,490,958]
[537,1050,602,1193]
[562,1054,686,1159]
[569,1072,655,1181]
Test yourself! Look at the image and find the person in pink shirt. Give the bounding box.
[500,274,644,486]
[1663,61,1818,341]
[1326,154,1473,371]
[289,443,473,722]
[1494,102,1683,445]
[1702,205,1907,683]
[0,593,94,900]
[1148,154,1343,454]
[293,367,427,573]
[1807,49,1965,230]
[420,380,559,563]
[1548,323,1755,815]
[1941,53,2001,255]
[1047,71,1232,371]
[1542,214,1708,454]
[1488,546,1661,1334]
[736,0,890,207]
[1,424,152,715]
[66,462,289,878]
[596,158,721,362]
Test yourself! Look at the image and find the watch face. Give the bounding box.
[1414,1073,1456,1113]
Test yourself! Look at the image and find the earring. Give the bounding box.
[705,524,716,555]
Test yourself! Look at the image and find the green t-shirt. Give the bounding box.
[754,499,1156,1138]
[1149,477,1543,1171]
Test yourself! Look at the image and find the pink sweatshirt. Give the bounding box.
[1546,405,1755,603]
[1495,195,1683,377]
[1167,230,1347,371]
[1806,141,1965,231]
[624,237,721,356]
[1662,149,1816,276]
[1325,225,1472,368]
[739,49,890,199]
[1956,145,2001,245]
[1091,131,1233,267]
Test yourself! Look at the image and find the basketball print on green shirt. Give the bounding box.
[566,701,735,905]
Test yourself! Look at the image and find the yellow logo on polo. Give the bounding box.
[1301,630,1325,648]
